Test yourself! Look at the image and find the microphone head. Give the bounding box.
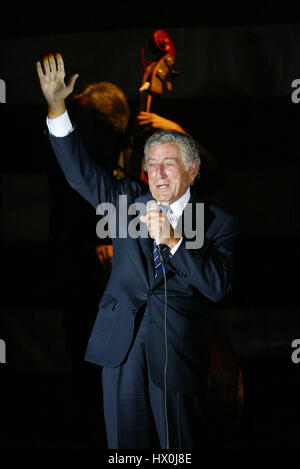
[146,200,160,245]
[146,199,159,212]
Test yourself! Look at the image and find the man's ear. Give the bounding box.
[189,161,200,182]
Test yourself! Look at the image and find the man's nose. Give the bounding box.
[156,163,167,178]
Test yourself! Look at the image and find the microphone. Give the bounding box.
[146,199,161,246]
[146,199,165,267]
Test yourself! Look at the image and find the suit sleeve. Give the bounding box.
[46,129,143,208]
[169,214,238,302]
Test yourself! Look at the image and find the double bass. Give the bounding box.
[127,29,179,182]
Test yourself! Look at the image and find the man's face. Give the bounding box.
[147,143,198,205]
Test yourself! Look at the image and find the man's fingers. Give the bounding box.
[139,215,147,224]
[140,212,171,241]
[36,61,44,79]
[56,52,64,74]
[48,54,57,73]
[66,73,79,92]
[43,54,51,75]
[40,52,63,75]
[141,211,167,228]
[137,112,152,124]
[138,117,151,125]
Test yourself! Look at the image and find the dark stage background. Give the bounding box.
[0,1,300,450]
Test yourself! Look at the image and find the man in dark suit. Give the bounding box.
[36,53,238,449]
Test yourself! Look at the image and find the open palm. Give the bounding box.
[36,53,78,106]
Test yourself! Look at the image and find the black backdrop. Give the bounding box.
[0,1,300,452]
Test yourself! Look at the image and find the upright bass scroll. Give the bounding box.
[140,29,179,111]
[128,29,180,180]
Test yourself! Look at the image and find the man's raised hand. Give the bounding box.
[36,53,79,118]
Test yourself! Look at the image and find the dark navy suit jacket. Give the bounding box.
[48,129,238,396]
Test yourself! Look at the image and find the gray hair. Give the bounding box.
[143,130,201,177]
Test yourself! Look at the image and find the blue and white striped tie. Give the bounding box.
[153,241,168,278]
[153,204,171,278]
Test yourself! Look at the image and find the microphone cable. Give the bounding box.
[146,201,170,449]
[157,245,169,450]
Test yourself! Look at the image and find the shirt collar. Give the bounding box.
[158,187,190,219]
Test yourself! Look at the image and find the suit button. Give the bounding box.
[131,308,137,315]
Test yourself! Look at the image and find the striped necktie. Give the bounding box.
[153,241,168,278]
[153,205,171,278]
